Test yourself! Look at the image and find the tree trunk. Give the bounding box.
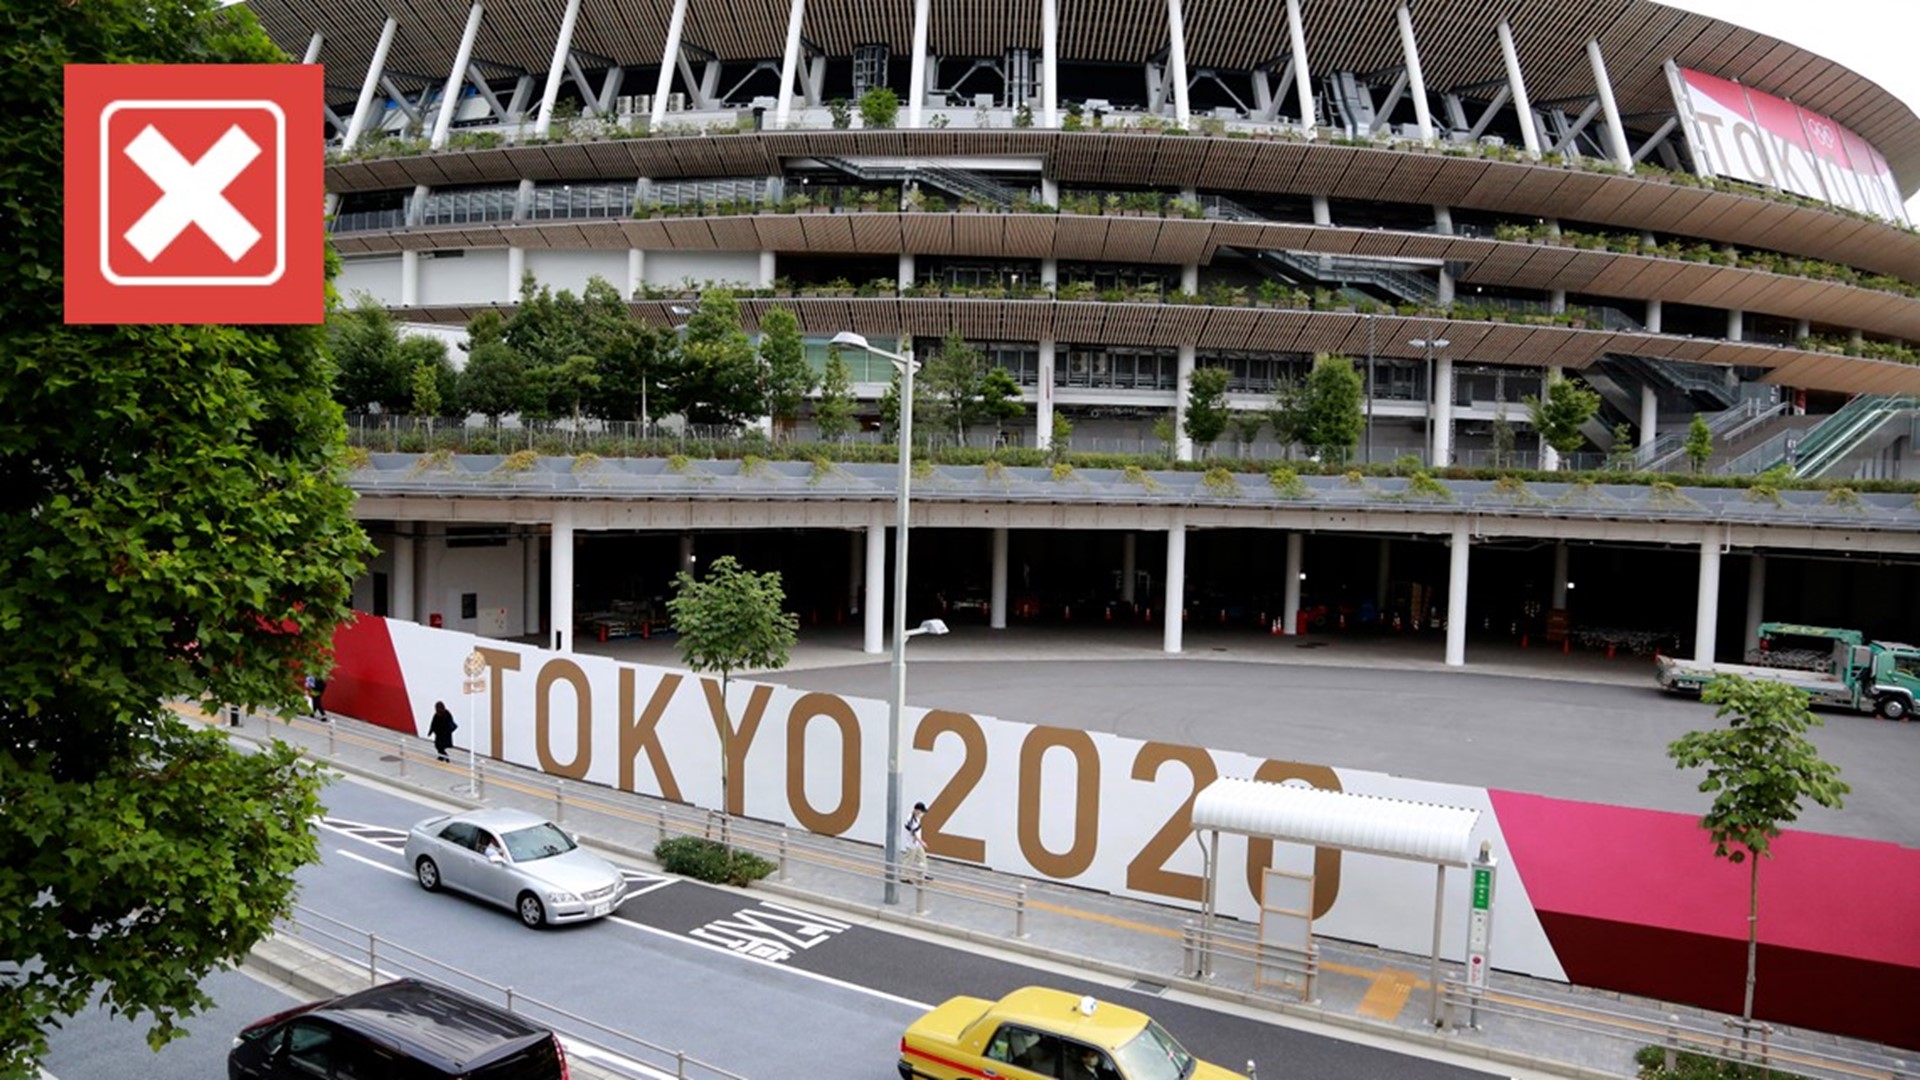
[1743,854,1759,1024]
[718,670,732,849]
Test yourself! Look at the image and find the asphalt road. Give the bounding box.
[40,966,299,1080]
[777,658,1920,847]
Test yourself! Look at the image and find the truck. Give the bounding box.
[1656,622,1920,720]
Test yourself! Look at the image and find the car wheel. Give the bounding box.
[1878,696,1911,721]
[517,892,546,929]
[415,857,441,892]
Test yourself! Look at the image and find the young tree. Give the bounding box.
[977,367,1027,442]
[1668,677,1849,1026]
[550,354,603,430]
[1525,375,1601,469]
[400,335,456,418]
[758,306,814,438]
[1151,414,1177,460]
[328,296,410,412]
[1183,367,1232,458]
[814,348,858,441]
[666,556,799,844]
[0,1,370,1067]
[663,290,765,427]
[1490,404,1516,468]
[1266,376,1305,459]
[410,357,442,434]
[1685,412,1714,473]
[1299,354,1364,463]
[1607,421,1637,471]
[1229,412,1266,456]
[920,333,987,444]
[1050,410,1074,461]
[461,341,529,424]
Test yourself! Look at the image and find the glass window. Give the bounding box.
[285,1019,338,1077]
[502,822,576,862]
[437,822,479,849]
[985,1025,1065,1078]
[1110,1021,1195,1080]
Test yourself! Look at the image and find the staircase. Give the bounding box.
[1606,355,1739,412]
[1201,194,1440,305]
[1634,398,1786,472]
[813,156,1025,210]
[1720,395,1918,477]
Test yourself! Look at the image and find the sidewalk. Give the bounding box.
[200,702,1911,1080]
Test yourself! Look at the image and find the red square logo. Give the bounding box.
[64,64,324,324]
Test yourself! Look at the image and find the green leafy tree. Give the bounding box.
[551,354,602,430]
[858,86,901,129]
[0,0,371,1068]
[461,341,528,423]
[978,367,1027,440]
[877,355,931,442]
[815,348,858,441]
[1151,414,1176,460]
[1183,367,1232,457]
[920,334,987,444]
[1668,677,1849,1026]
[662,290,765,426]
[758,306,814,437]
[1685,412,1714,473]
[1229,412,1266,456]
[400,334,457,419]
[1525,374,1601,468]
[1299,354,1364,463]
[328,295,410,412]
[1266,376,1305,459]
[666,556,799,844]
[1607,421,1637,470]
[1490,404,1516,468]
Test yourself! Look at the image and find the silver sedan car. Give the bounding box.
[402,807,627,928]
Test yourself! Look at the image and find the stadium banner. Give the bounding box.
[328,615,1920,1047]
[1666,62,1910,227]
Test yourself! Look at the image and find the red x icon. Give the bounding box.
[64,64,324,325]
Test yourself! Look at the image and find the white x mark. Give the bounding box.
[122,123,262,263]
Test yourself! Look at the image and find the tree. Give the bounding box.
[1667,677,1849,1027]
[759,306,814,437]
[550,354,602,430]
[1525,375,1601,469]
[400,334,457,419]
[1490,404,1516,468]
[461,341,529,423]
[1266,376,1305,459]
[662,290,764,427]
[328,296,410,413]
[1607,421,1637,471]
[920,334,987,444]
[814,348,858,441]
[576,276,654,424]
[1229,412,1266,456]
[977,367,1027,442]
[1685,412,1714,473]
[0,0,371,1068]
[666,556,799,844]
[1183,367,1232,457]
[1298,354,1364,462]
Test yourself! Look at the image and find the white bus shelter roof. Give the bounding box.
[1191,777,1480,867]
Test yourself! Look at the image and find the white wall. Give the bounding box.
[337,255,403,305]
[643,250,760,289]
[526,250,629,297]
[420,250,511,306]
[418,537,529,638]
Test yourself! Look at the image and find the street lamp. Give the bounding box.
[831,330,938,905]
[1410,337,1449,467]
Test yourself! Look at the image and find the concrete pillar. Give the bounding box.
[1036,338,1056,450]
[1795,317,1811,340]
[1166,0,1191,127]
[1375,538,1391,611]
[627,249,644,298]
[990,528,1009,629]
[523,530,541,635]
[1121,533,1137,603]
[507,246,525,301]
[898,252,915,290]
[1639,384,1659,450]
[1395,5,1433,143]
[1431,355,1454,466]
[1040,255,1058,285]
[1744,554,1766,656]
[1180,263,1199,295]
[650,0,689,128]
[1041,179,1060,210]
[1283,0,1316,132]
[430,2,486,150]
[1646,298,1663,334]
[1163,516,1186,654]
[400,249,419,307]
[678,533,695,576]
[1727,308,1744,343]
[550,507,575,652]
[1311,195,1331,226]
[344,17,399,150]
[1282,533,1304,636]
[1445,519,1469,667]
[1497,20,1540,157]
[413,524,439,624]
[1551,541,1569,610]
[774,0,805,129]
[535,0,584,137]
[1433,205,1454,235]
[1694,529,1722,663]
[1586,39,1633,172]
[759,250,776,287]
[1174,344,1196,461]
[391,532,416,622]
[1437,266,1455,305]
[1041,0,1059,127]
[864,522,885,653]
[906,0,930,127]
[1549,289,1567,314]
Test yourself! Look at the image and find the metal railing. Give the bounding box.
[1635,398,1785,471]
[1790,395,1917,478]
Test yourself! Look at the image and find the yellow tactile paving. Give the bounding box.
[1356,969,1419,1020]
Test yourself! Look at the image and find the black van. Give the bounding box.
[228,978,569,1079]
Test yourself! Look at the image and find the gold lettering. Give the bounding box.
[533,659,591,779]
[1245,759,1344,920]
[786,693,860,836]
[1017,727,1100,879]
[1125,742,1217,902]
[474,647,522,762]
[617,669,683,801]
[701,679,771,817]
[913,710,987,864]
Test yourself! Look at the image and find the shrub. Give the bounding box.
[1268,466,1307,498]
[858,87,900,129]
[1121,464,1161,491]
[654,836,775,887]
[501,449,539,473]
[1401,471,1454,502]
[1632,1045,1813,1080]
[1201,466,1240,497]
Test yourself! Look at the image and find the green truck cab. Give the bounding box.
[1657,623,1920,721]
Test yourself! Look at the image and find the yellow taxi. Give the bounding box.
[899,986,1253,1080]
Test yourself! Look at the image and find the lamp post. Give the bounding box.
[830,330,949,904]
[1410,337,1449,467]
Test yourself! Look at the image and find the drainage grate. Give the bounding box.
[1126,980,1169,997]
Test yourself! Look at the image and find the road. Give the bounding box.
[43,770,1519,1079]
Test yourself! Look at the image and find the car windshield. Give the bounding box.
[500,823,576,862]
[1111,1021,1194,1080]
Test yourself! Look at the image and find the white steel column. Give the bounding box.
[1646,298,1663,334]
[906,0,930,127]
[1036,338,1056,450]
[650,0,689,128]
[1586,40,1634,172]
[1175,344,1196,461]
[626,249,644,298]
[1282,533,1303,636]
[550,507,575,652]
[1694,529,1722,663]
[1121,533,1137,603]
[678,534,695,576]
[990,528,1009,630]
[1395,6,1432,142]
[302,32,325,64]
[523,530,541,635]
[1284,0,1316,133]
[864,521,886,653]
[758,250,776,287]
[1166,0,1191,127]
[1445,519,1469,667]
[430,2,485,150]
[1551,541,1569,609]
[1041,0,1059,127]
[344,17,400,150]
[1431,354,1454,466]
[1727,308,1744,342]
[506,246,525,300]
[391,532,416,622]
[1744,554,1766,655]
[1496,21,1540,157]
[775,0,805,129]
[535,0,584,137]
[1164,515,1186,654]
[1639,384,1658,450]
[400,250,419,307]
[898,252,915,290]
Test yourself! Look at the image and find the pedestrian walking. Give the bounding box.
[905,801,929,880]
[309,675,329,721]
[428,701,457,762]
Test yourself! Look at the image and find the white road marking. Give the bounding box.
[607,914,931,1012]
[337,848,410,879]
[560,1037,677,1080]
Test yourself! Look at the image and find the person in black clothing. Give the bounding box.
[428,701,457,762]
[309,676,329,720]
